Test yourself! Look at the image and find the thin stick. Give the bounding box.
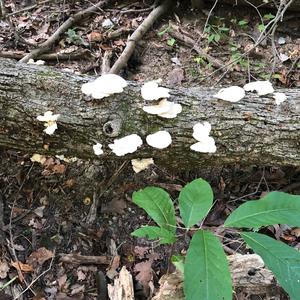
[109,0,173,74]
[13,251,55,300]
[20,0,112,63]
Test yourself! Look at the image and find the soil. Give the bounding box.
[0,0,299,299]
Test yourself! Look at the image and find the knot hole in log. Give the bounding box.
[102,117,122,137]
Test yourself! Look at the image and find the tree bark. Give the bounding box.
[0,58,299,170]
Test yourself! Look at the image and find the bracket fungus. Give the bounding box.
[93,143,103,156]
[131,158,154,173]
[109,134,143,156]
[141,79,170,101]
[243,80,274,96]
[190,122,216,153]
[273,92,287,105]
[37,111,60,135]
[81,74,127,99]
[143,99,182,119]
[146,131,172,149]
[214,86,245,102]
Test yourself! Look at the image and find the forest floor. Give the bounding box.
[0,0,299,299]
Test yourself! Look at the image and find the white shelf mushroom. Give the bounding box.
[93,143,103,156]
[109,134,143,156]
[273,92,287,105]
[192,122,212,141]
[131,158,154,173]
[143,99,182,119]
[146,131,172,149]
[243,81,274,96]
[190,122,217,153]
[214,86,245,102]
[81,74,127,99]
[37,111,60,135]
[190,138,216,153]
[141,79,170,101]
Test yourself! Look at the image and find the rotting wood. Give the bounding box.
[0,58,299,170]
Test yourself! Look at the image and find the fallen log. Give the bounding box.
[0,58,299,170]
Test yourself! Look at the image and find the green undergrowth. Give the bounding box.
[131,178,300,300]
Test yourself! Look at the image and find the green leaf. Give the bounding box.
[184,230,232,300]
[207,34,215,43]
[224,191,300,228]
[263,13,275,20]
[167,38,176,47]
[214,33,221,42]
[132,187,176,233]
[258,23,265,32]
[242,232,300,300]
[179,178,213,228]
[131,226,176,244]
[238,19,248,27]
[171,255,185,273]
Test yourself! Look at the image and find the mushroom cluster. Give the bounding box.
[36,74,287,173]
[37,111,60,135]
[214,80,286,105]
[190,122,216,153]
[141,79,182,119]
[81,74,127,99]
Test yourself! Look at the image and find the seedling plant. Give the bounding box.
[131,178,300,300]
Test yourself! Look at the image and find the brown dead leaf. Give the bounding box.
[134,246,149,259]
[106,255,120,280]
[114,39,125,47]
[101,198,126,214]
[52,164,66,174]
[87,31,103,42]
[63,178,76,188]
[291,228,300,237]
[134,260,153,297]
[77,269,86,281]
[0,260,10,279]
[11,207,27,218]
[58,274,68,290]
[167,68,185,86]
[281,233,296,242]
[11,261,34,272]
[27,247,54,268]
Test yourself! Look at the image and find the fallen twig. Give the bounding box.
[13,251,55,300]
[109,0,173,74]
[0,49,93,61]
[168,25,224,69]
[200,0,295,82]
[60,253,111,265]
[19,0,112,63]
[101,50,113,74]
[0,191,4,246]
